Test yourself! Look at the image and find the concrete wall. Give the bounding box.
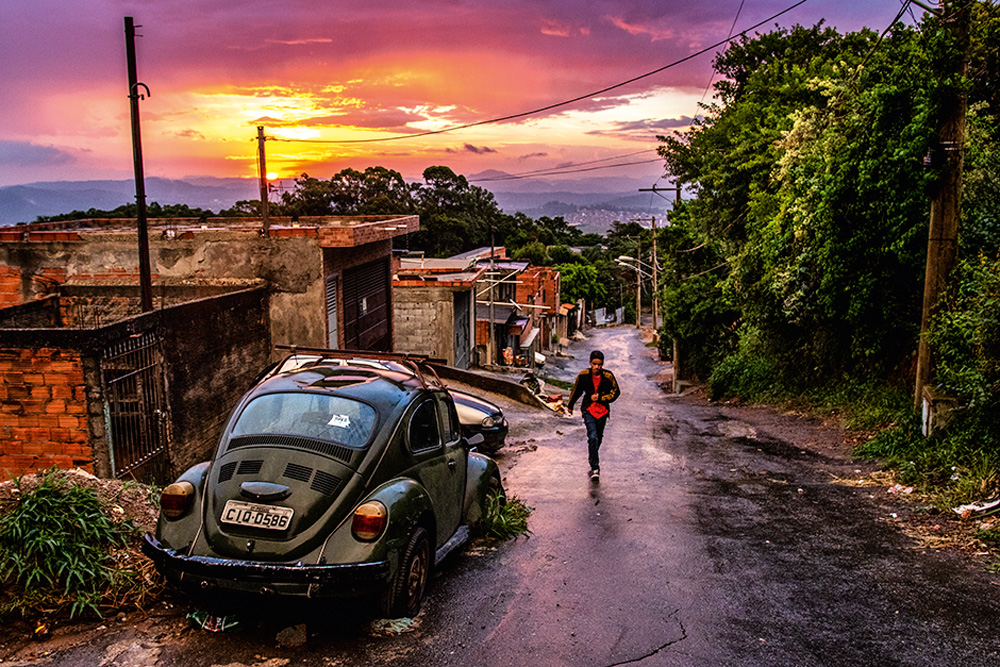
[0,232,323,351]
[394,285,458,363]
[159,288,271,471]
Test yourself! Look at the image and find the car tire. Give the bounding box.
[382,527,431,619]
[489,473,506,507]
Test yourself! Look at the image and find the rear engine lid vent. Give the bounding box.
[311,470,341,496]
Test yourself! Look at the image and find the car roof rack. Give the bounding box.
[274,345,447,390]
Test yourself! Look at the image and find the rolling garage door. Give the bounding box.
[343,258,390,351]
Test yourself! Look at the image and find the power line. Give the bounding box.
[469,149,659,182]
[471,158,664,182]
[698,0,748,109]
[271,0,810,146]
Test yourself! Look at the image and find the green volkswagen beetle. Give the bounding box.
[142,351,504,618]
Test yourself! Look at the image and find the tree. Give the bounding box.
[557,263,607,310]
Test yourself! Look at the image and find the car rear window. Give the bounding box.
[232,393,377,448]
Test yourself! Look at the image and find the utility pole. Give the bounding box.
[914,0,971,407]
[489,228,496,366]
[636,236,642,329]
[257,126,271,235]
[631,216,658,330]
[124,17,153,312]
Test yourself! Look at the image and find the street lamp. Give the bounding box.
[618,255,659,330]
[616,259,650,329]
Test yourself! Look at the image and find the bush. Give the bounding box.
[0,469,142,619]
[707,325,779,402]
[478,490,532,541]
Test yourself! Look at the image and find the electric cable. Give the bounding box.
[271,0,810,146]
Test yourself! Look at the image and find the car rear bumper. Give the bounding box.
[142,532,390,598]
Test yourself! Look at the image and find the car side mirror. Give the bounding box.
[465,433,485,451]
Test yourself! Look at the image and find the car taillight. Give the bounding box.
[160,481,195,519]
[352,501,387,541]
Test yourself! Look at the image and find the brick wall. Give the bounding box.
[0,266,20,308]
[0,347,92,477]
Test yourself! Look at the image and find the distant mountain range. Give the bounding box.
[0,172,674,234]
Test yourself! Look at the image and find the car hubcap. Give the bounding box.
[407,546,428,603]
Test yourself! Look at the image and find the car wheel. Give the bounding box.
[382,527,431,618]
[489,473,506,507]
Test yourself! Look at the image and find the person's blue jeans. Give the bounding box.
[582,410,608,471]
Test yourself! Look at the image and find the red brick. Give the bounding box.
[44,400,66,414]
[65,402,86,414]
[3,372,24,385]
[19,399,45,413]
[58,415,84,429]
[6,385,28,400]
[50,384,75,400]
[37,414,61,428]
[30,386,51,400]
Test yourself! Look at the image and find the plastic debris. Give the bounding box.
[887,484,914,494]
[186,610,244,633]
[370,616,420,636]
[953,497,1000,517]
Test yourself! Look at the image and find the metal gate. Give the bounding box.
[453,291,470,369]
[326,275,339,348]
[100,331,171,483]
[343,258,390,351]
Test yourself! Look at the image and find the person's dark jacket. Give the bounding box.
[567,369,621,414]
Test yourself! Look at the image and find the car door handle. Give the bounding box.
[448,460,457,471]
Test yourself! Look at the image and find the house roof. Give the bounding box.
[0,215,419,248]
[475,303,517,323]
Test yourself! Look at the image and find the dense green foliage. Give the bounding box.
[653,2,1000,504]
[37,202,214,222]
[478,490,532,541]
[0,470,139,618]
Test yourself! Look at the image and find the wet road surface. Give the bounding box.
[11,326,1000,666]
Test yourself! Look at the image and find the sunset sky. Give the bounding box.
[1,0,910,189]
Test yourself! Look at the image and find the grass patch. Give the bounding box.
[478,490,532,541]
[0,468,161,620]
[542,377,574,391]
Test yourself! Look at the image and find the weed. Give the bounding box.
[478,490,532,541]
[0,469,142,619]
[543,377,574,391]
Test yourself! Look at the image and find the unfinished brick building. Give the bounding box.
[0,215,416,482]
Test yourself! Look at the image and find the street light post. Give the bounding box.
[617,256,652,331]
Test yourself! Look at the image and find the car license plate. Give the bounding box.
[221,500,293,530]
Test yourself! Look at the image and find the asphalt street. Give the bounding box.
[9,326,1000,666]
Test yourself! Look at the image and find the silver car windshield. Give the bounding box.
[232,393,377,448]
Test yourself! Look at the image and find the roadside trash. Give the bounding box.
[519,371,542,395]
[370,616,420,636]
[187,610,243,633]
[888,484,914,494]
[953,497,1000,517]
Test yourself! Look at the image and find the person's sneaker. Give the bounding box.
[590,469,600,481]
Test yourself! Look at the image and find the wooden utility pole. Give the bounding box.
[914,0,971,407]
[124,17,153,312]
[257,126,271,235]
[631,216,658,330]
[636,236,642,329]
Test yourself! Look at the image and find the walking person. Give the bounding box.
[567,350,621,481]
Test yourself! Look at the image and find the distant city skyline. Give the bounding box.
[1,0,910,188]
